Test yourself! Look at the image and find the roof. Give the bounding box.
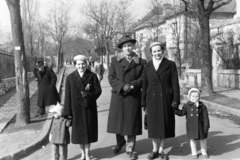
[210,18,240,29]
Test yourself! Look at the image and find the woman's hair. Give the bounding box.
[150,44,165,53]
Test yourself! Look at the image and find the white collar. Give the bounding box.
[152,58,163,71]
[78,69,86,77]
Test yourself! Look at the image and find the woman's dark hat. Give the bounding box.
[117,34,137,49]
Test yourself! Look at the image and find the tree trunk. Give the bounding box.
[199,16,213,96]
[105,40,110,70]
[6,0,30,126]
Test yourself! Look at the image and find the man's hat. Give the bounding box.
[117,34,137,49]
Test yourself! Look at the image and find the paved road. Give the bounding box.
[23,65,240,160]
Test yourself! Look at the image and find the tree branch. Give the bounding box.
[212,0,232,12]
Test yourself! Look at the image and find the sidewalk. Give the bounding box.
[0,65,239,159]
[0,67,65,160]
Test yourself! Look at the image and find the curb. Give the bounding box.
[181,94,240,117]
[0,66,66,160]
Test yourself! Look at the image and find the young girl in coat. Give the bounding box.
[49,103,71,160]
[174,88,210,159]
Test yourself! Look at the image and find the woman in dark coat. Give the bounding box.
[107,34,146,159]
[35,61,60,117]
[141,42,180,159]
[64,55,101,160]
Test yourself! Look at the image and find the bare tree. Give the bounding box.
[82,0,118,69]
[21,0,39,58]
[115,0,134,34]
[181,0,232,96]
[48,0,71,73]
[5,0,30,126]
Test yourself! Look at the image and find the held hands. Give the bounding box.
[172,102,179,110]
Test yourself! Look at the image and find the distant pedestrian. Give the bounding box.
[64,55,102,160]
[141,42,180,160]
[174,88,210,159]
[49,103,71,160]
[107,34,146,159]
[34,60,61,118]
[94,60,105,84]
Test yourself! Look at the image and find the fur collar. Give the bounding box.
[117,52,140,64]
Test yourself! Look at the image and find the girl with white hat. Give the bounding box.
[174,88,210,159]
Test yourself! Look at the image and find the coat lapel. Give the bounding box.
[147,61,160,81]
[73,70,85,90]
[81,69,91,84]
[156,58,170,76]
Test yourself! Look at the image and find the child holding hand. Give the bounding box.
[174,88,210,159]
[49,103,71,160]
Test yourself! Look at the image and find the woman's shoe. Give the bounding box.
[159,152,169,160]
[147,151,159,160]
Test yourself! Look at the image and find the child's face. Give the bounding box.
[189,92,200,103]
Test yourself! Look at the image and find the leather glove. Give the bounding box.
[123,84,131,92]
[204,127,209,134]
[172,102,179,109]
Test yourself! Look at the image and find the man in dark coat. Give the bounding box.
[34,61,60,118]
[107,34,146,159]
[141,42,180,159]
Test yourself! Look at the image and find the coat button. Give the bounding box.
[153,94,155,97]
[197,114,198,116]
[191,114,193,116]
[160,93,162,96]
[152,82,154,85]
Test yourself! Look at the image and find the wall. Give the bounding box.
[0,51,35,81]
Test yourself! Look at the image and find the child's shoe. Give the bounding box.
[192,154,198,159]
[202,154,209,159]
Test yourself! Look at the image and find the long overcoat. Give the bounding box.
[64,69,102,144]
[141,58,180,138]
[37,66,60,107]
[107,53,146,136]
[174,101,210,140]
[50,117,70,144]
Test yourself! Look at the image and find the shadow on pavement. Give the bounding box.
[207,131,240,156]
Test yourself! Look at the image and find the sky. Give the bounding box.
[0,0,149,34]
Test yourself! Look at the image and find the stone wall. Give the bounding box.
[184,69,240,89]
[0,72,34,96]
[218,69,240,89]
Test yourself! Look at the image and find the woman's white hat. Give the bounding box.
[74,55,88,61]
[188,88,201,99]
[49,102,64,116]
[149,42,164,52]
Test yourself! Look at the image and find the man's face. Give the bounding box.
[37,63,44,70]
[122,42,134,56]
